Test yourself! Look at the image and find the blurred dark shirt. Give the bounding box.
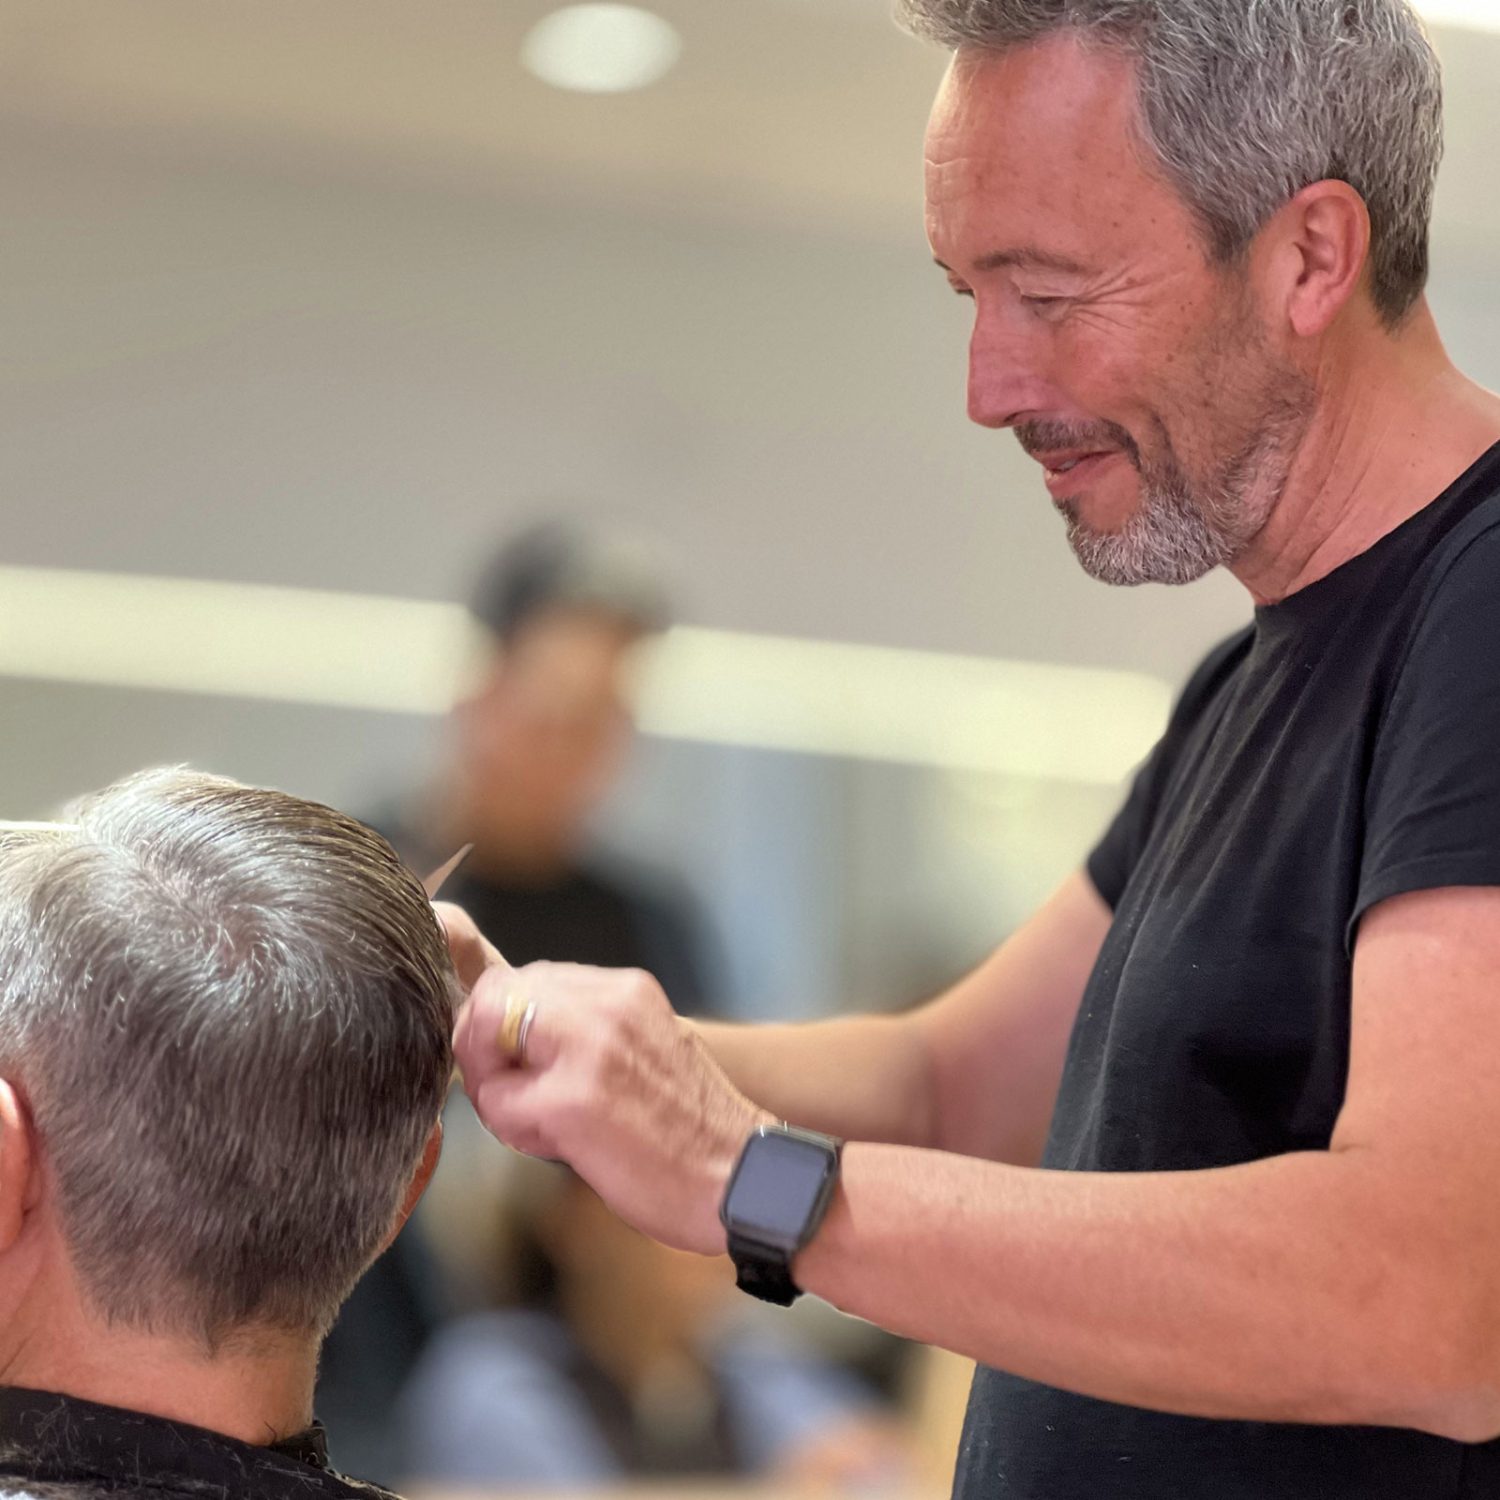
[439,858,714,1011]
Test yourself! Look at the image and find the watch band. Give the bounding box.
[726,1232,802,1306]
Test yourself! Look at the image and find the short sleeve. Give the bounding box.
[1087,736,1172,910]
[1354,526,1500,935]
[1087,628,1253,910]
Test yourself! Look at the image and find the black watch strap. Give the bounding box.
[726,1234,801,1307]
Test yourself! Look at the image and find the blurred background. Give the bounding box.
[3,0,1499,1494]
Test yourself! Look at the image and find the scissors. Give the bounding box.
[422,842,474,900]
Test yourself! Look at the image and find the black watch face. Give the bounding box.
[726,1131,834,1246]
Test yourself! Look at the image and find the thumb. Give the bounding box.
[434,900,509,991]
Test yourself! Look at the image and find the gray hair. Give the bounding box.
[896,0,1443,327]
[0,769,457,1348]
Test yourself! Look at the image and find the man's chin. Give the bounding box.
[1052,486,1137,534]
[1062,512,1227,588]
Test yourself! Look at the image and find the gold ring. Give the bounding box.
[496,992,537,1066]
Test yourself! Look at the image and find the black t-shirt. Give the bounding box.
[955,444,1500,1499]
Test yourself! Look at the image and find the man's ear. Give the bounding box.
[0,1080,37,1251]
[1266,179,1373,338]
[380,1120,443,1253]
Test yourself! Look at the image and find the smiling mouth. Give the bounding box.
[1040,451,1110,477]
[1037,450,1123,498]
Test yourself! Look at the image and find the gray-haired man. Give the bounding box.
[446,2,1500,1497]
[0,769,456,1500]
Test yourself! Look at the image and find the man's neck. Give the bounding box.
[1231,300,1500,605]
[0,1265,320,1446]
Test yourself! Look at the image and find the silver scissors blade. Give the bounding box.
[422,842,474,899]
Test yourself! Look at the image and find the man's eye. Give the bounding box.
[1020,294,1072,320]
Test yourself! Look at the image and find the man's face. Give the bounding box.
[925,37,1314,586]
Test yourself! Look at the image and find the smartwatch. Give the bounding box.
[719,1123,843,1306]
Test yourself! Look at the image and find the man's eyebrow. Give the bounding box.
[933,248,1090,276]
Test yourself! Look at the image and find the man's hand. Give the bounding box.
[449,947,771,1256]
[433,900,507,990]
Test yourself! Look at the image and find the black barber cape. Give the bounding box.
[0,1388,400,1500]
[955,442,1500,1499]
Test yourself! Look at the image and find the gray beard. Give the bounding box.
[1057,382,1315,588]
[1060,469,1253,586]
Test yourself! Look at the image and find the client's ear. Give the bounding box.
[0,1080,37,1251]
[380,1121,443,1253]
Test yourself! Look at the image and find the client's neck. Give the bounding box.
[1,1269,320,1446]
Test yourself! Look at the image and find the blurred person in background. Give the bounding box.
[394,520,712,1001]
[319,521,720,1481]
[447,3,1500,1498]
[398,1163,916,1491]
[0,770,455,1500]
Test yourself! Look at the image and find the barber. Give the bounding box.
[446,2,1500,1496]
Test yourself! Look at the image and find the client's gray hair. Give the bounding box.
[896,0,1443,327]
[0,769,457,1348]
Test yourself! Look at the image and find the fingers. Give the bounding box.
[433,900,508,990]
[447,958,754,1253]
[474,1070,558,1160]
[455,961,568,1090]
[455,963,634,1149]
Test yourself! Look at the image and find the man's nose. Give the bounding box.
[966,313,1049,430]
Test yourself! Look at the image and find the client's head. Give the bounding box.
[0,769,457,1437]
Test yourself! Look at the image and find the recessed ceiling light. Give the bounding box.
[521,4,682,94]
[1419,1,1500,34]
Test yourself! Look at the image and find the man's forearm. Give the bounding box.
[692,872,1106,1165]
[692,1014,939,1149]
[794,1143,1500,1443]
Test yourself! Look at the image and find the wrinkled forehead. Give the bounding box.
[926,33,1141,156]
[924,37,1190,264]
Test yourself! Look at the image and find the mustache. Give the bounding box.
[1015,419,1140,469]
